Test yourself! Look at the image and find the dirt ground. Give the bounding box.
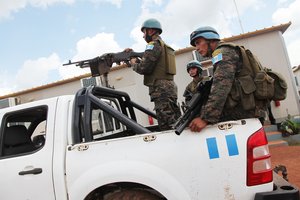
[269,146,300,189]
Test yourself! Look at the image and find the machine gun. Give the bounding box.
[174,78,213,135]
[63,51,144,87]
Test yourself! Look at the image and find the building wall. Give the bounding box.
[294,69,300,93]
[107,67,156,126]
[226,31,300,120]
[19,81,81,103]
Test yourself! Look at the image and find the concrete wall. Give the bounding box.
[107,67,156,126]
[227,31,300,120]
[19,81,81,103]
[294,69,300,93]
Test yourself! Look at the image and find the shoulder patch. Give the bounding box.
[145,42,154,50]
[212,49,221,57]
[212,52,223,65]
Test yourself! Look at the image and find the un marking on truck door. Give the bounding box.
[206,134,239,159]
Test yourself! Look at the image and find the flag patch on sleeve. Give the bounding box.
[212,53,223,65]
[145,42,154,50]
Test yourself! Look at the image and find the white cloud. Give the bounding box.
[59,32,122,79]
[1,53,61,95]
[0,1,27,20]
[287,40,300,67]
[0,0,122,20]
[272,0,300,27]
[131,0,265,49]
[0,0,74,20]
[90,0,123,8]
[2,32,125,94]
[141,0,163,9]
[129,26,146,51]
[272,0,300,66]
[0,70,17,95]
[15,53,61,90]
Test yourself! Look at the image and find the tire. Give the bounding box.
[104,189,162,200]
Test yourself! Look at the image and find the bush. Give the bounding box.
[280,118,300,137]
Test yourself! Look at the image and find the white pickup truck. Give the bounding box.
[0,86,299,200]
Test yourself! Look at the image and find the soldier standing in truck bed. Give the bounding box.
[128,18,181,131]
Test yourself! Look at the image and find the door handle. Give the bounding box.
[19,168,43,175]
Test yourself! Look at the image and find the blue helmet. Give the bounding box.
[186,60,203,74]
[141,18,162,34]
[190,26,220,46]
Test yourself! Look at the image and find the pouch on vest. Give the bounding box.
[239,46,276,101]
[225,79,240,108]
[254,71,275,100]
[238,75,256,110]
[265,69,287,101]
[164,44,176,75]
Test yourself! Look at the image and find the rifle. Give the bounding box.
[174,78,212,135]
[63,51,144,87]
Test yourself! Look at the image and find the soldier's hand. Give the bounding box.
[189,117,207,132]
[130,57,137,65]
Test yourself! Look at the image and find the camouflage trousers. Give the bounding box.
[153,97,181,131]
[149,80,181,131]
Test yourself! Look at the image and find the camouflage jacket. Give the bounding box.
[200,45,255,124]
[183,77,202,102]
[132,37,162,75]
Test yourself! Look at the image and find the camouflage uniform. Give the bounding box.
[200,45,256,124]
[132,36,181,130]
[183,78,202,103]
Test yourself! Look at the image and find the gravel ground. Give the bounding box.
[269,146,300,189]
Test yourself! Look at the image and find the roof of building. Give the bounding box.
[0,22,292,99]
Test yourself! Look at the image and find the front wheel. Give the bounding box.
[104,189,163,200]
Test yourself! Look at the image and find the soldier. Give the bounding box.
[128,18,181,131]
[188,26,257,132]
[183,60,203,104]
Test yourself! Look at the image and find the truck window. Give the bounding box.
[0,106,47,157]
[90,100,123,140]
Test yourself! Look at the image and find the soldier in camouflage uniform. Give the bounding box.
[183,60,203,104]
[129,18,181,131]
[188,26,256,132]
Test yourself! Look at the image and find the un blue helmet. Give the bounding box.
[141,18,162,34]
[190,26,220,46]
[186,60,203,74]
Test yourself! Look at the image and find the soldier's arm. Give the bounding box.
[200,46,240,124]
[183,82,193,101]
[132,40,162,75]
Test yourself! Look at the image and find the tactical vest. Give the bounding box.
[144,39,176,86]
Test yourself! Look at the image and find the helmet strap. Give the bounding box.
[207,41,214,57]
[145,33,153,43]
[145,29,159,43]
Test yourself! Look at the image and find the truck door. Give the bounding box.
[0,102,56,200]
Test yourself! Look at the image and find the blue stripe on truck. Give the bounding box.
[225,134,239,156]
[206,137,220,159]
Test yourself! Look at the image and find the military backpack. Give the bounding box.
[237,45,287,101]
[217,43,287,112]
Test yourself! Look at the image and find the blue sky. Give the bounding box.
[0,0,299,95]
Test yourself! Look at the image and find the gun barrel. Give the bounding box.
[174,79,213,135]
[175,119,189,135]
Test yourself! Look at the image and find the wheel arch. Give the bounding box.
[84,182,166,200]
[67,161,190,200]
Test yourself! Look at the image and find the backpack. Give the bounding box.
[263,67,287,101]
[218,43,287,101]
